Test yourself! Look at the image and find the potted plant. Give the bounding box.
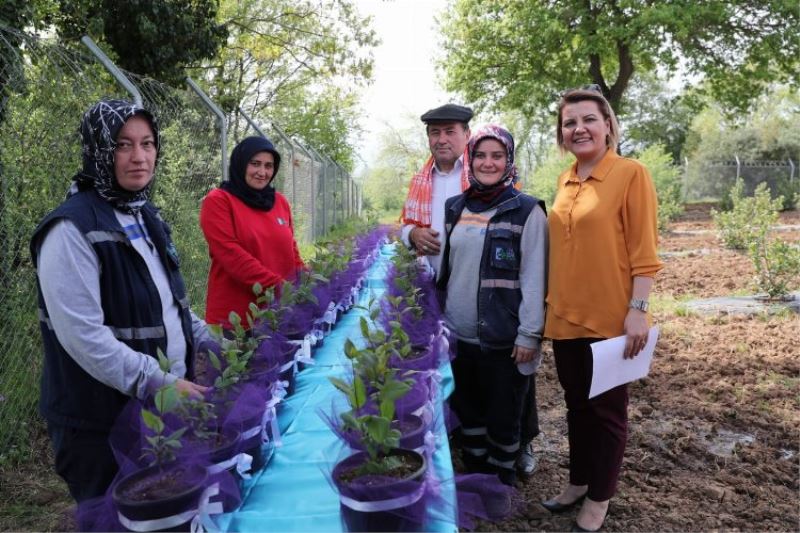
[329,366,428,532]
[112,376,211,531]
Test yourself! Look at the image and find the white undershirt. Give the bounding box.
[402,156,464,275]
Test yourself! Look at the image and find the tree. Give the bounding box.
[362,117,428,216]
[683,85,800,203]
[440,0,799,116]
[199,0,378,171]
[53,0,228,86]
[619,73,701,162]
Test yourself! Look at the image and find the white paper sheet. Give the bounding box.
[589,326,659,399]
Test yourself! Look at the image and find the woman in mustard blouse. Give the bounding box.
[541,87,662,532]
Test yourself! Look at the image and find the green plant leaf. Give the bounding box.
[141,409,164,434]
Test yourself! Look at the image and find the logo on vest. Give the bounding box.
[277,217,286,225]
[494,246,515,262]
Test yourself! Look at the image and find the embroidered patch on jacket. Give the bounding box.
[494,246,516,262]
[277,217,286,225]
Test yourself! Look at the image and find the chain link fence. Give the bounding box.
[0,25,360,456]
[682,158,798,206]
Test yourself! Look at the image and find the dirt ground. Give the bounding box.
[2,204,798,532]
[478,203,800,532]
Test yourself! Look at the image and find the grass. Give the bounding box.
[0,420,73,532]
[650,293,694,316]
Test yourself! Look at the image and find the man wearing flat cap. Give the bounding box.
[400,103,472,274]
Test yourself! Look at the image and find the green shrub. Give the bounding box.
[637,144,684,232]
[712,180,782,250]
[749,239,800,299]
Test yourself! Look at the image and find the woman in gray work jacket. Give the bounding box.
[30,99,210,502]
[437,123,548,486]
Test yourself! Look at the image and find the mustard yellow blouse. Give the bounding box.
[545,149,663,340]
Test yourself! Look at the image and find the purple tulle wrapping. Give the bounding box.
[454,473,523,531]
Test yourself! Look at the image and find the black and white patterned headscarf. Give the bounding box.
[71,99,160,214]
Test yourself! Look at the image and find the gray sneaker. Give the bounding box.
[516,441,537,477]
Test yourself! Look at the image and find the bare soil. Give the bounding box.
[473,204,800,532]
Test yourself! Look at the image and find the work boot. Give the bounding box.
[516,441,537,478]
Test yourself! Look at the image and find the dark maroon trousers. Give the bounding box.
[553,338,629,502]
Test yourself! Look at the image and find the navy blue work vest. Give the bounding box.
[438,189,545,351]
[30,190,195,430]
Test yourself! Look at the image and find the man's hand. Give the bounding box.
[410,227,441,256]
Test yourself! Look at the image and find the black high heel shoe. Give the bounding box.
[541,492,587,513]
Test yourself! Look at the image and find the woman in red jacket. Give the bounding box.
[200,136,304,329]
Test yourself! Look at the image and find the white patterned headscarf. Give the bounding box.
[71,99,160,214]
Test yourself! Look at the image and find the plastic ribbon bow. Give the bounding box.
[262,387,285,447]
[117,482,223,533]
[322,301,337,326]
[208,452,253,480]
[288,335,315,372]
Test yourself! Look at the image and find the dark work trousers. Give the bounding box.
[47,423,118,503]
[553,338,629,502]
[520,378,540,444]
[451,340,530,485]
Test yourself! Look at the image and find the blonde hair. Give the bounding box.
[556,88,619,153]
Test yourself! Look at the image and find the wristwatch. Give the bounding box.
[629,298,649,312]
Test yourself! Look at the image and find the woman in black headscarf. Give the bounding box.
[30,99,211,502]
[200,136,304,329]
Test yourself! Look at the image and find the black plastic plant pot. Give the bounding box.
[389,343,437,372]
[238,411,268,474]
[244,358,280,388]
[112,463,208,532]
[279,363,296,398]
[332,448,427,532]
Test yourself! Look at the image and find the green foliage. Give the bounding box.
[712,181,781,251]
[207,311,259,391]
[140,371,187,466]
[523,145,573,209]
[749,239,800,299]
[622,73,701,162]
[684,86,800,203]
[362,117,429,217]
[331,309,415,475]
[206,0,378,173]
[53,0,227,86]
[440,0,799,116]
[636,144,684,232]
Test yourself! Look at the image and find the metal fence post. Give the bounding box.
[789,158,795,182]
[238,108,267,138]
[186,77,227,182]
[293,139,321,238]
[81,36,142,106]
[305,145,330,234]
[734,154,741,182]
[270,122,297,211]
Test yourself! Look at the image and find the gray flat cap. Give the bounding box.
[420,103,473,124]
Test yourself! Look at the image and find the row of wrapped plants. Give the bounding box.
[321,241,515,531]
[322,239,454,532]
[76,226,394,532]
